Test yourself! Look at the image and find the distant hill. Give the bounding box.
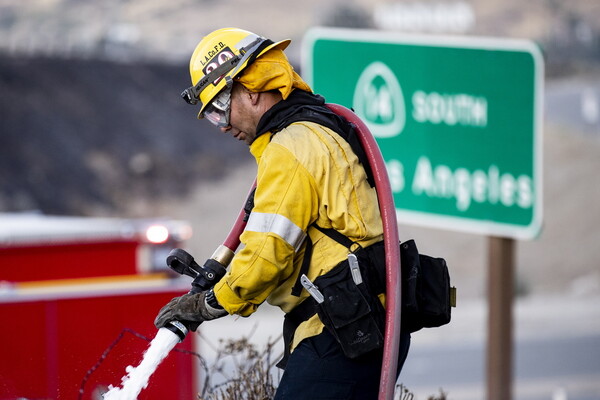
[0,54,252,215]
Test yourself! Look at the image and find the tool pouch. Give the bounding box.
[313,251,385,359]
[400,240,452,332]
[364,239,453,332]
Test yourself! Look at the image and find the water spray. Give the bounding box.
[102,184,254,400]
[102,249,233,400]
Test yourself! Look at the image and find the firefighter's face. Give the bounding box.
[219,83,258,145]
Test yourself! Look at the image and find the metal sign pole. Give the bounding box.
[486,236,515,400]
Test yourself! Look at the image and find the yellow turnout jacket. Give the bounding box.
[213,120,383,351]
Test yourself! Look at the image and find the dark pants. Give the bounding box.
[274,329,411,400]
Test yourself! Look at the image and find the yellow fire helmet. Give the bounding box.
[181,27,291,118]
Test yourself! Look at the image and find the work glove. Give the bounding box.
[154,289,228,332]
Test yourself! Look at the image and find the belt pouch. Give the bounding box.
[314,258,384,359]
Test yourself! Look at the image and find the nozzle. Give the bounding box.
[190,258,226,293]
[166,248,201,278]
[166,248,228,293]
[164,320,189,342]
[210,245,235,267]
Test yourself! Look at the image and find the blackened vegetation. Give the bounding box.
[0,54,251,215]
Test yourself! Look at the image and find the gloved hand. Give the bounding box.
[154,290,228,331]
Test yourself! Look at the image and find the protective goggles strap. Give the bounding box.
[181,37,274,106]
[181,58,240,105]
[228,38,274,79]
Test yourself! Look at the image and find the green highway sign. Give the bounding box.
[302,27,544,240]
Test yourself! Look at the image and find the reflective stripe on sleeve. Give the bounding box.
[245,212,306,251]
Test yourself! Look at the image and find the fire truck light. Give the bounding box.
[177,225,193,241]
[145,224,170,244]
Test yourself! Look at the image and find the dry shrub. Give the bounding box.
[196,333,445,400]
[196,335,280,400]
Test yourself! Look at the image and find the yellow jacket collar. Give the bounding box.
[249,133,271,162]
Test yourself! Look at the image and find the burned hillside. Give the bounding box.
[0,54,251,216]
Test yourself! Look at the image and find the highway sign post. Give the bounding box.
[303,27,544,400]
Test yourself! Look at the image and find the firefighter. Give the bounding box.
[154,27,410,399]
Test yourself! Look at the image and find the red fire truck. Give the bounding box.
[0,212,199,399]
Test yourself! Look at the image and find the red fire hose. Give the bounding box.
[326,104,402,400]
[222,181,256,252]
[218,105,401,400]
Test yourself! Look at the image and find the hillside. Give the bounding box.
[0,55,252,216]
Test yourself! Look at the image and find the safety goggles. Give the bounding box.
[201,85,232,128]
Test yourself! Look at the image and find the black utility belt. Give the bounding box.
[277,239,454,369]
[278,242,386,369]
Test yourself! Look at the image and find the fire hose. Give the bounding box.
[165,105,401,400]
[326,104,402,400]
